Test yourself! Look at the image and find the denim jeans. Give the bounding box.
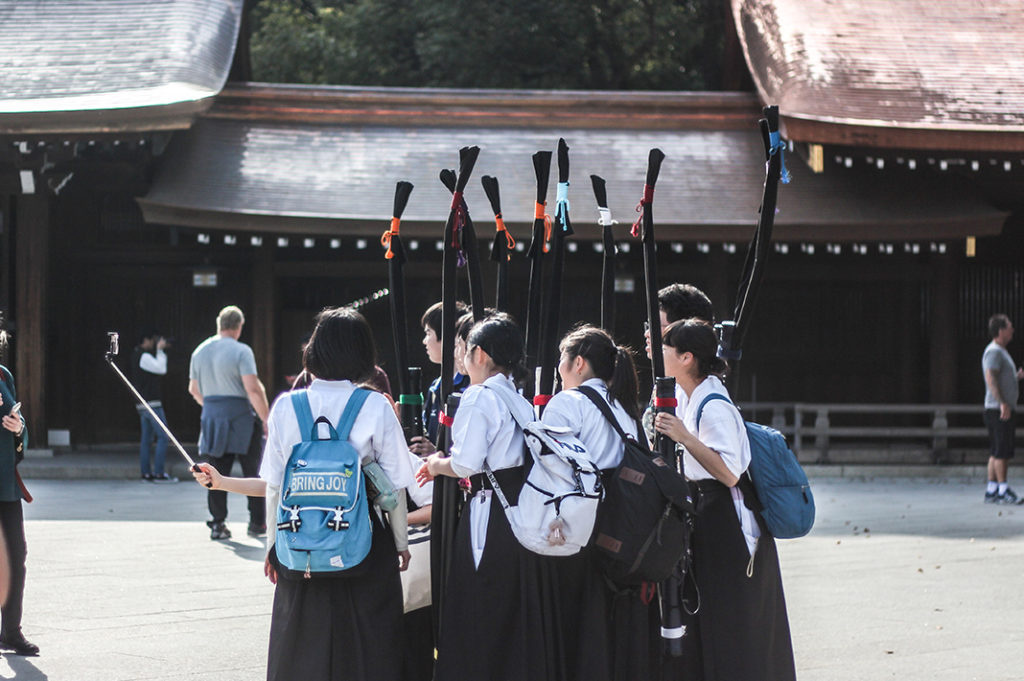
[139,406,170,476]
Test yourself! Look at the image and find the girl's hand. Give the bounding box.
[408,435,437,456]
[654,412,690,444]
[1,415,21,435]
[398,549,411,572]
[415,459,435,486]
[264,555,278,585]
[191,462,222,489]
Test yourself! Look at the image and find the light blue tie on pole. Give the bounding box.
[768,131,792,184]
[555,181,571,230]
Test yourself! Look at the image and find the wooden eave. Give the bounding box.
[210,83,764,131]
[781,116,1024,154]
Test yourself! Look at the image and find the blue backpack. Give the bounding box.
[275,389,372,577]
[696,394,814,539]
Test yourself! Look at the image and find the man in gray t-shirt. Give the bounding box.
[188,305,271,539]
[981,313,1024,505]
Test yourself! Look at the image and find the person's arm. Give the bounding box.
[654,412,739,487]
[188,379,203,406]
[139,349,168,375]
[388,492,411,571]
[407,504,432,525]
[242,373,270,425]
[985,368,1012,421]
[191,462,267,496]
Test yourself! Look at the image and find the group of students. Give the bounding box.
[192,283,796,681]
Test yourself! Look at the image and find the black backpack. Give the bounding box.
[577,386,697,585]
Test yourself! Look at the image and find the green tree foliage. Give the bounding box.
[249,0,725,90]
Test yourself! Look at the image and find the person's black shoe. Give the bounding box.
[207,521,231,540]
[0,632,39,656]
[247,523,267,538]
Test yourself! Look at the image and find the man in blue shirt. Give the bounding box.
[189,306,270,539]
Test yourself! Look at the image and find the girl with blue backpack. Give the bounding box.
[653,319,795,681]
[416,313,563,681]
[193,307,414,681]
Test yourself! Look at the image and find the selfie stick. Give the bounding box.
[104,332,209,485]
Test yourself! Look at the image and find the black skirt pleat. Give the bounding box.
[667,481,796,681]
[266,513,405,681]
[434,491,564,681]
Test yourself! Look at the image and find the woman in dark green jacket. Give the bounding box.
[0,353,36,656]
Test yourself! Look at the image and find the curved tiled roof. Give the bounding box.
[139,115,1005,242]
[733,0,1024,150]
[0,0,243,133]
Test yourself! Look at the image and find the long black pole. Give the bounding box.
[431,145,479,641]
[635,148,687,658]
[590,174,616,331]
[382,181,419,438]
[719,105,786,399]
[482,175,513,313]
[523,150,552,400]
[535,139,572,414]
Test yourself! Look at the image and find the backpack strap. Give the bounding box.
[576,385,632,443]
[336,388,371,441]
[290,390,316,442]
[482,382,534,430]
[694,393,732,434]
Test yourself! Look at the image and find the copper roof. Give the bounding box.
[733,0,1024,151]
[0,0,243,134]
[138,85,1006,242]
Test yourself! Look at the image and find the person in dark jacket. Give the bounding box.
[131,329,176,483]
[0,330,36,656]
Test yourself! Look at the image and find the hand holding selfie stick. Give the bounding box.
[103,332,210,486]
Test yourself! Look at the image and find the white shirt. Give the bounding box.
[259,379,414,492]
[681,375,760,555]
[139,348,167,375]
[541,377,637,470]
[449,373,527,479]
[680,375,750,481]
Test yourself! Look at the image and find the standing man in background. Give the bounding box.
[132,330,176,483]
[982,313,1024,504]
[188,306,269,539]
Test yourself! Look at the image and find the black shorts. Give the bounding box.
[984,409,1016,460]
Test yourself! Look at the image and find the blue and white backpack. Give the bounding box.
[275,388,372,577]
[696,393,815,539]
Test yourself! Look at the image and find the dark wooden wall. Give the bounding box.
[22,186,1024,445]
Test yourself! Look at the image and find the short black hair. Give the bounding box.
[421,300,469,338]
[658,284,714,324]
[138,328,160,345]
[303,307,377,382]
[663,319,727,379]
[989,313,1011,339]
[467,312,524,372]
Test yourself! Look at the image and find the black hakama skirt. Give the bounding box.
[668,479,796,681]
[434,488,564,681]
[555,547,664,681]
[266,512,405,681]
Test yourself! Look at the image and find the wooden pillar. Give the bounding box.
[14,195,49,447]
[929,253,958,403]
[250,247,276,395]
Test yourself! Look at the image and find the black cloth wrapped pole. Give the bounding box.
[535,139,572,414]
[380,180,423,440]
[590,174,616,331]
[440,166,486,322]
[482,175,514,313]
[523,150,553,400]
[634,147,689,658]
[430,146,479,641]
[718,105,789,399]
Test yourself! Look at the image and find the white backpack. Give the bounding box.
[483,383,604,557]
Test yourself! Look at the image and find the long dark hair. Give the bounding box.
[466,312,524,379]
[302,307,377,382]
[662,319,728,379]
[559,324,641,421]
